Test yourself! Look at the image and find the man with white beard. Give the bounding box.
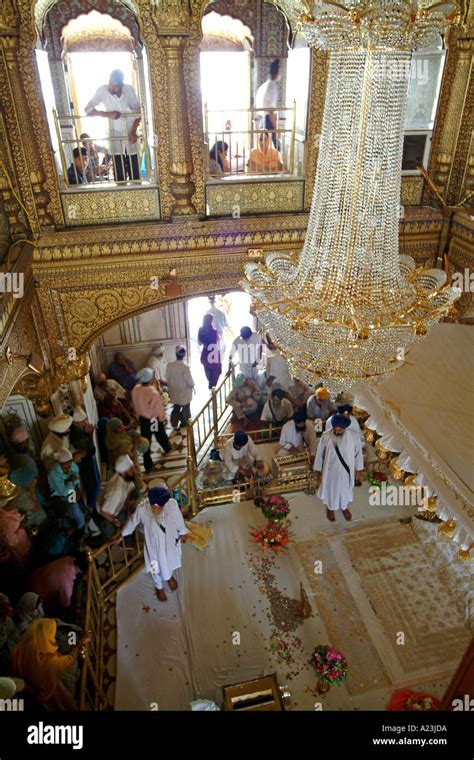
[314,413,364,522]
[111,486,189,602]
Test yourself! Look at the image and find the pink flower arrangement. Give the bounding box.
[310,645,348,686]
[261,495,290,521]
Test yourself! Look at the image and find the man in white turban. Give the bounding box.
[145,344,168,388]
[97,454,137,538]
[40,415,73,472]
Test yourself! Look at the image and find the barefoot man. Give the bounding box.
[110,486,189,601]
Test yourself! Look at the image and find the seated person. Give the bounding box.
[96,454,137,539]
[47,449,85,533]
[33,508,79,564]
[105,418,147,491]
[209,141,230,175]
[67,147,89,185]
[277,411,317,459]
[247,131,283,174]
[222,431,267,483]
[80,133,111,180]
[260,388,293,426]
[9,465,47,534]
[97,390,137,429]
[26,556,83,617]
[306,387,336,423]
[108,351,137,392]
[226,373,263,428]
[287,377,312,411]
[93,372,128,403]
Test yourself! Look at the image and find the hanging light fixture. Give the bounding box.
[242,0,461,393]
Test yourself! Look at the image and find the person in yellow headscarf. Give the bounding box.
[247,131,283,174]
[9,618,90,710]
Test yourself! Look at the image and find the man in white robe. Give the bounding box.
[222,431,267,481]
[277,412,317,459]
[314,413,364,522]
[325,403,364,444]
[113,486,189,602]
[40,415,73,472]
[229,326,262,380]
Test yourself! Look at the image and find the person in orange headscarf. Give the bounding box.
[247,131,283,174]
[9,618,90,710]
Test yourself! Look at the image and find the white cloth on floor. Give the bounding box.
[314,429,363,510]
[222,437,259,476]
[121,497,189,590]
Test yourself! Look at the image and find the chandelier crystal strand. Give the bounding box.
[242,0,461,394]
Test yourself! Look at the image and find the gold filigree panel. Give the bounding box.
[206,179,305,216]
[401,176,424,206]
[61,188,161,226]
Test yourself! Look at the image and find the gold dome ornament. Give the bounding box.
[0,469,20,504]
[456,545,472,563]
[389,456,404,481]
[375,439,391,462]
[364,427,375,443]
[427,496,438,513]
[437,519,456,539]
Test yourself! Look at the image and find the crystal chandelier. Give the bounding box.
[242,0,461,393]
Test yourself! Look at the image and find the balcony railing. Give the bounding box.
[53,108,155,188]
[204,103,299,179]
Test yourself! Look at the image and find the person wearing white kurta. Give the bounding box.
[230,327,262,380]
[325,409,364,444]
[222,432,261,478]
[314,414,364,522]
[266,351,292,391]
[277,414,317,458]
[119,487,189,601]
[40,415,73,472]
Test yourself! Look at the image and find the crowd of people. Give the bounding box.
[0,299,367,710]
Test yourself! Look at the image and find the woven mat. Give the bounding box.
[295,518,470,694]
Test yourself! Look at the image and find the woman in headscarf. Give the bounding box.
[209,141,229,175]
[197,314,222,389]
[9,465,47,534]
[9,618,90,710]
[97,390,137,429]
[17,592,45,634]
[247,131,283,174]
[0,593,21,671]
[0,497,32,570]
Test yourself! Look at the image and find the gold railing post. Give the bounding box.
[211,386,219,448]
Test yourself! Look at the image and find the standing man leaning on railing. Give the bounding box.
[255,59,281,150]
[85,69,141,182]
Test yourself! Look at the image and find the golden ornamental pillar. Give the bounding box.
[160,34,196,216]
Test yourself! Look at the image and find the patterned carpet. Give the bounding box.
[295,518,471,695]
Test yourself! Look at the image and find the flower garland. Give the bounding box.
[250,521,293,553]
[367,471,388,488]
[261,495,290,521]
[310,645,348,686]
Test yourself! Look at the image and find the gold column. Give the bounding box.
[161,35,196,216]
[423,18,473,206]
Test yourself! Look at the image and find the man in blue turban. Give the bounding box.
[112,485,189,602]
[314,413,364,522]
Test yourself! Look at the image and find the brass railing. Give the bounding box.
[53,108,154,187]
[204,103,298,178]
